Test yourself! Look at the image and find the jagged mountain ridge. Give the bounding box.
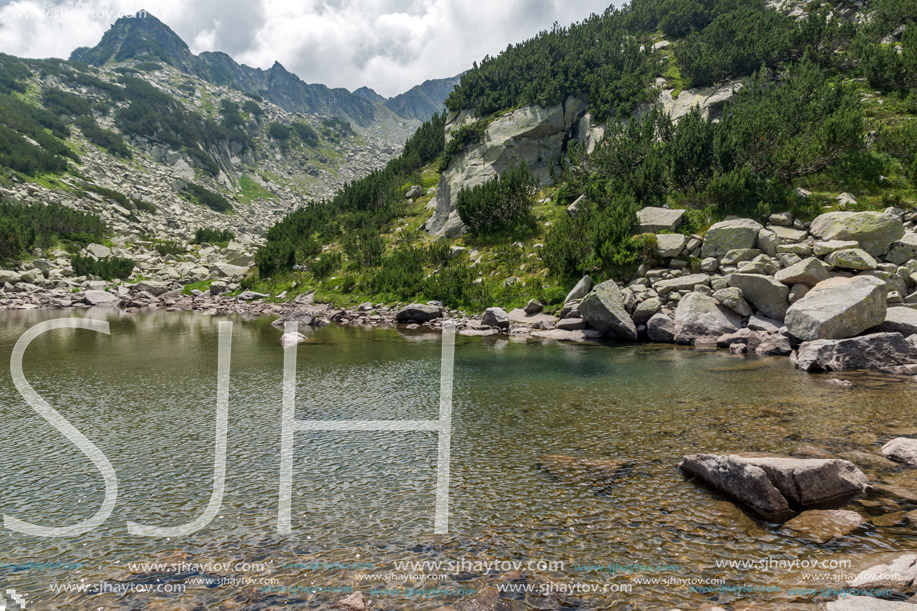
[70,11,459,128]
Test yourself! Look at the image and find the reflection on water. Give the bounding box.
[0,309,916,609]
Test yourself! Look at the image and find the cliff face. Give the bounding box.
[427,97,595,237]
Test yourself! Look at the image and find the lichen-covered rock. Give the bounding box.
[713,287,752,317]
[632,297,662,326]
[727,273,790,320]
[578,280,637,341]
[809,211,905,257]
[655,233,687,258]
[674,292,742,345]
[637,207,684,233]
[775,257,832,287]
[826,248,878,271]
[785,276,887,341]
[701,219,763,258]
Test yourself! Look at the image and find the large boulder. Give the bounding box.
[793,332,913,372]
[713,287,752,317]
[886,232,917,265]
[0,269,21,284]
[701,219,763,258]
[646,312,675,342]
[631,297,662,326]
[637,207,684,233]
[578,280,637,341]
[673,292,742,345]
[774,257,832,287]
[809,211,905,257]
[395,303,443,323]
[131,280,171,297]
[876,307,917,336]
[740,456,870,507]
[482,307,510,329]
[679,454,794,521]
[881,438,917,467]
[784,276,887,341]
[727,273,790,321]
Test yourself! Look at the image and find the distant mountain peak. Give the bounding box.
[70,11,194,70]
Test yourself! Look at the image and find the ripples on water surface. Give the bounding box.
[1,309,916,610]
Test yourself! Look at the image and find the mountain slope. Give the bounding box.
[385,75,463,122]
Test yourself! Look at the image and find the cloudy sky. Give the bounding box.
[0,0,617,96]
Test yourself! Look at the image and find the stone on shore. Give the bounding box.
[782,510,865,544]
[755,334,793,356]
[876,307,917,337]
[647,312,675,343]
[632,297,662,326]
[396,303,444,323]
[637,206,684,233]
[727,273,790,321]
[674,292,742,345]
[774,257,832,287]
[678,454,794,522]
[272,310,318,328]
[702,219,763,258]
[482,307,510,329]
[83,290,120,306]
[809,211,905,257]
[793,332,913,372]
[578,280,637,341]
[508,308,557,329]
[524,299,544,315]
[784,276,887,341]
[564,275,593,305]
[881,438,917,467]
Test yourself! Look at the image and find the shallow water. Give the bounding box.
[1,309,916,610]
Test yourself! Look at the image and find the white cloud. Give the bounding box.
[0,0,618,96]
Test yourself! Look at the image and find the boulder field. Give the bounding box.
[456,207,917,375]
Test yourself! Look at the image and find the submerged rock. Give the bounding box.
[782,509,865,544]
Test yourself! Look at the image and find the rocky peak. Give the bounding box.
[70,11,195,71]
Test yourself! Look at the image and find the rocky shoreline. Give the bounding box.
[5,206,917,376]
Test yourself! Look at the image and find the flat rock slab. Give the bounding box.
[782,509,865,544]
[881,438,917,467]
[637,206,684,233]
[849,553,917,595]
[877,308,917,337]
[507,308,558,328]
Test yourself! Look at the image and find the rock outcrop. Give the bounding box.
[428,97,587,237]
